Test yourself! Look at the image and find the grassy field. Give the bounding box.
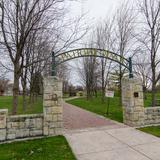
[0,136,76,160]
[0,96,43,115]
[138,126,160,137]
[144,92,160,107]
[0,91,159,117]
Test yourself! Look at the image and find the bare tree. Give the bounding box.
[94,18,115,103]
[0,65,9,79]
[20,27,51,111]
[137,0,160,106]
[134,53,151,94]
[114,1,135,105]
[0,0,88,114]
[0,0,60,114]
[78,55,99,99]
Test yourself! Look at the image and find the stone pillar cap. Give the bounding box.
[0,109,8,114]
[122,77,142,84]
[43,76,62,81]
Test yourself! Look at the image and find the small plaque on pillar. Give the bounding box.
[134,92,139,98]
[51,94,58,105]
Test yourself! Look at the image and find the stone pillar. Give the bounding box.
[122,78,145,127]
[0,109,8,141]
[43,76,63,136]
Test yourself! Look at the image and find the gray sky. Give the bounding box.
[69,0,128,21]
[67,0,128,85]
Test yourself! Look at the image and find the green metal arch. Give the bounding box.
[52,48,133,78]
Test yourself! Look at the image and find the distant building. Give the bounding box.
[4,83,13,96]
[76,91,84,97]
[0,89,4,96]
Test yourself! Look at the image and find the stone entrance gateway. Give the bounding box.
[43,76,160,133]
[50,48,154,128]
[0,47,160,142]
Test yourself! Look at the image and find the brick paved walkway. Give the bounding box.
[63,102,125,130]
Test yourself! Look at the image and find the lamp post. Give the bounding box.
[51,51,56,76]
[129,57,133,78]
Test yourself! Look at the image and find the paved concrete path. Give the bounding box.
[63,103,160,160]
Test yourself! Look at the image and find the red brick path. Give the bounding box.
[63,102,122,130]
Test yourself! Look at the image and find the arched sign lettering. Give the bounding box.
[52,48,133,78]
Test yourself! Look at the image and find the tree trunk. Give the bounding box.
[22,87,27,112]
[29,80,33,104]
[94,89,97,98]
[86,84,91,100]
[151,81,156,107]
[101,87,105,104]
[151,52,156,107]
[101,60,105,103]
[12,72,19,115]
[143,85,147,100]
[21,67,28,112]
[119,64,122,106]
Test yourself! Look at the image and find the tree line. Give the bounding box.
[0,0,87,114]
[77,0,160,107]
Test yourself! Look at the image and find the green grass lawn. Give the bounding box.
[144,92,160,107]
[0,91,159,116]
[0,136,76,160]
[138,126,160,137]
[67,96,123,123]
[0,96,43,115]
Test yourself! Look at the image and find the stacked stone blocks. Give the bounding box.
[0,109,8,141]
[122,78,160,127]
[43,76,63,136]
[122,78,145,127]
[7,114,43,140]
[144,107,160,125]
[0,76,63,142]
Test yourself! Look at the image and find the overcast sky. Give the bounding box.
[70,0,130,20]
[67,0,131,85]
